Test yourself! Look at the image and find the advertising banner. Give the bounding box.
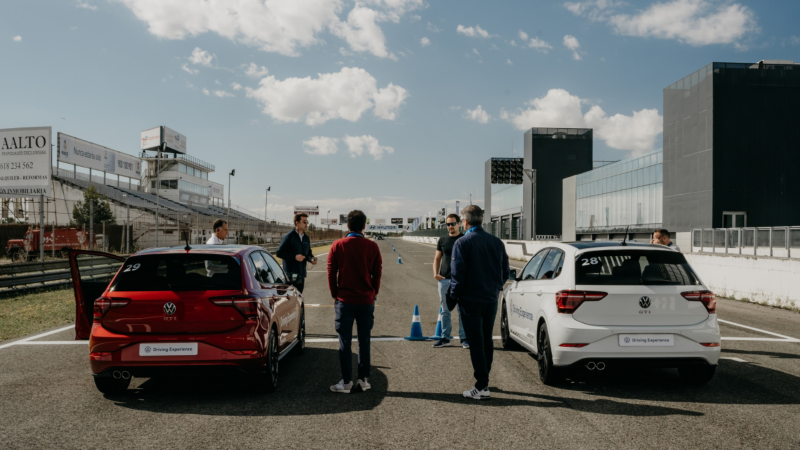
[321,218,338,225]
[0,126,52,198]
[210,181,224,199]
[294,206,319,216]
[339,214,347,224]
[58,133,141,179]
[366,224,398,232]
[374,219,387,225]
[140,126,187,154]
[391,218,403,225]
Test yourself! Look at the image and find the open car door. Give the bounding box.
[69,250,125,340]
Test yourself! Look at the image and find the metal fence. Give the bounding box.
[692,227,800,258]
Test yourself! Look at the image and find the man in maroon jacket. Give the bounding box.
[328,210,383,394]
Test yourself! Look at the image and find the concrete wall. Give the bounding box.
[562,176,576,241]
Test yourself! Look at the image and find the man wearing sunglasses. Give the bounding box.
[432,214,467,348]
[276,213,318,293]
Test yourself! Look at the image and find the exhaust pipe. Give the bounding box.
[121,371,131,380]
[585,362,596,370]
[596,362,606,371]
[112,371,122,379]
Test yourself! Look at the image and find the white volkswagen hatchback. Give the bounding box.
[499,242,720,385]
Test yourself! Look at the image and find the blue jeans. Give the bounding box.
[438,279,466,340]
[334,301,375,383]
[458,300,498,390]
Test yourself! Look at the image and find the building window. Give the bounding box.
[723,212,746,228]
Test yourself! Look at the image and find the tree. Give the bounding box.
[72,186,116,226]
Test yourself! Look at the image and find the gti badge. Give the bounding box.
[639,296,651,309]
[163,302,177,315]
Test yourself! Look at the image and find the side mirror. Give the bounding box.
[509,269,517,281]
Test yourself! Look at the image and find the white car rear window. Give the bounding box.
[576,250,701,286]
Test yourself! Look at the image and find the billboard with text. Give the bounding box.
[0,126,52,197]
[59,133,141,179]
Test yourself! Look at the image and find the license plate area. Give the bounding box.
[139,343,198,356]
[618,334,674,347]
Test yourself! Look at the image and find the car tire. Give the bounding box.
[295,310,305,356]
[256,328,279,393]
[537,323,564,386]
[500,301,520,350]
[94,376,131,394]
[678,364,716,384]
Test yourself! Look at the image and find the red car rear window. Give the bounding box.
[110,254,242,292]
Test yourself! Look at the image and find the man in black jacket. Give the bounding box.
[276,213,317,293]
[448,205,509,400]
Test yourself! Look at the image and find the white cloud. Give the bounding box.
[245,67,408,126]
[427,22,441,32]
[420,36,430,47]
[563,35,582,60]
[231,82,243,90]
[507,58,513,65]
[215,79,221,85]
[188,47,214,66]
[214,90,234,97]
[202,88,210,96]
[303,136,339,155]
[181,63,199,74]
[117,0,419,58]
[784,35,800,47]
[343,135,394,160]
[465,105,491,124]
[517,30,552,53]
[77,2,98,10]
[243,62,269,78]
[456,24,491,38]
[501,88,662,155]
[519,30,528,41]
[566,0,758,46]
[472,47,480,56]
[12,35,22,42]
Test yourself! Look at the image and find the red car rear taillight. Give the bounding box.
[555,290,607,313]
[681,290,716,314]
[210,294,260,319]
[93,297,130,321]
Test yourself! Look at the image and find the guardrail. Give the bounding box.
[692,227,800,258]
[0,240,337,295]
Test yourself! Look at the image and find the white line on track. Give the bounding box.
[18,341,87,345]
[0,325,74,350]
[718,319,800,342]
[720,357,747,362]
[307,336,503,343]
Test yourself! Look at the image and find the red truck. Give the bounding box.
[7,227,96,261]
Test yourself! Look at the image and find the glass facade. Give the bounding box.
[179,163,209,180]
[576,150,663,232]
[179,179,209,196]
[491,184,523,217]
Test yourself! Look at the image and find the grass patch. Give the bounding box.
[0,288,75,342]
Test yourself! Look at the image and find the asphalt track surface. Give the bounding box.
[2,238,800,449]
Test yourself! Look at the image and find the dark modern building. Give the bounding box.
[663,60,800,232]
[524,128,593,238]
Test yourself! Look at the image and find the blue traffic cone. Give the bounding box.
[404,305,429,340]
[397,254,402,264]
[430,307,444,339]
[393,247,396,252]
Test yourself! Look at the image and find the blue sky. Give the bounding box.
[2,0,799,224]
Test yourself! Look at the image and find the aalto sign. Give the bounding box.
[0,127,52,198]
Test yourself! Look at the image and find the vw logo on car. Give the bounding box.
[639,296,651,309]
[163,302,177,315]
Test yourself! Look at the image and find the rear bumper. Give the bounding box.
[548,314,721,367]
[565,357,714,370]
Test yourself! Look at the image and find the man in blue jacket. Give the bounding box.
[448,205,509,400]
[276,213,317,293]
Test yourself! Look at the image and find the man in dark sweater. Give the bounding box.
[276,213,317,293]
[432,213,466,348]
[327,210,382,394]
[448,205,509,400]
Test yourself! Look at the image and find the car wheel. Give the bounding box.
[258,328,279,393]
[94,376,130,394]
[678,364,716,384]
[500,301,520,350]
[537,323,564,386]
[295,310,305,355]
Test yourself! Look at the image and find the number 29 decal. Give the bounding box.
[123,263,141,272]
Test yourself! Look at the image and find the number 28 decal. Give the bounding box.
[123,263,141,272]
[581,257,600,266]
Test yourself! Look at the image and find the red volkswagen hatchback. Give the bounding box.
[69,245,305,394]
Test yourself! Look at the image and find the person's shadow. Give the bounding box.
[106,348,388,417]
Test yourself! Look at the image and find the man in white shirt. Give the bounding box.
[207,219,228,245]
[206,219,228,277]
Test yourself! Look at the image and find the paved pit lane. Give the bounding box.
[1,238,800,449]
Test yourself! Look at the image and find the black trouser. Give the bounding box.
[294,281,305,293]
[334,301,375,383]
[458,299,498,390]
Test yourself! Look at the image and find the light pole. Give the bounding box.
[156,141,166,247]
[265,186,270,223]
[227,169,235,220]
[326,210,330,230]
[122,193,129,254]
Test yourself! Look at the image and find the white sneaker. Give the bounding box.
[357,378,371,392]
[462,386,490,400]
[330,380,353,393]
